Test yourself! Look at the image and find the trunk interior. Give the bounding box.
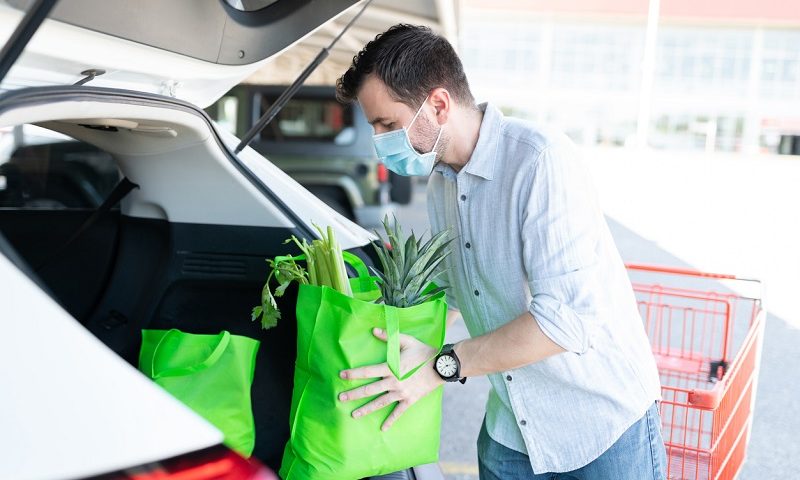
[1,207,305,469]
[0,127,369,478]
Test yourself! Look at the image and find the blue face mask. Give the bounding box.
[372,96,443,177]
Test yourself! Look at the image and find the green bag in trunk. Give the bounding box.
[280,252,447,480]
[139,328,260,457]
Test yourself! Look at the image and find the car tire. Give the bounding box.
[389,173,413,205]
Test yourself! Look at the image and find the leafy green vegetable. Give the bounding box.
[251,255,307,330]
[371,215,452,308]
[252,223,352,329]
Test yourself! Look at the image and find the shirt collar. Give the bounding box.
[433,102,501,181]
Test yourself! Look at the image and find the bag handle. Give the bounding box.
[385,307,445,381]
[341,251,371,279]
[149,329,231,379]
[272,251,371,279]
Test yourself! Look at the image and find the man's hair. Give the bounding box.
[336,24,475,108]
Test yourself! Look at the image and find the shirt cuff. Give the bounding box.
[528,292,596,355]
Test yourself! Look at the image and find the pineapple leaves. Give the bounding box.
[371,215,452,308]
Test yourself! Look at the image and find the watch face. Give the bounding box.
[436,355,458,378]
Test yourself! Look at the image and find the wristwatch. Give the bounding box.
[434,343,467,384]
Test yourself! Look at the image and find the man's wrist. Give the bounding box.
[453,341,468,380]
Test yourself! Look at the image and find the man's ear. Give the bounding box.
[429,87,451,125]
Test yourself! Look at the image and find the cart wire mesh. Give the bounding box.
[627,264,764,480]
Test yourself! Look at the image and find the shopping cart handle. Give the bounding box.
[688,388,724,410]
[625,263,759,283]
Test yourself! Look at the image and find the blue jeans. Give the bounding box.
[477,402,667,480]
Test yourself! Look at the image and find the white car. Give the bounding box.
[0,1,442,479]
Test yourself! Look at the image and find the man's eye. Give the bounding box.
[382,122,394,129]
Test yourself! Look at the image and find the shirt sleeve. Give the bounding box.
[426,174,460,312]
[441,270,460,312]
[429,246,459,311]
[522,142,603,355]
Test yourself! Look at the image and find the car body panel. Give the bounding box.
[0,251,224,480]
[0,0,358,107]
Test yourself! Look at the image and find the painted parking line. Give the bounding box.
[439,461,479,476]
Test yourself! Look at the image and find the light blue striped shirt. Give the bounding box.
[427,103,662,473]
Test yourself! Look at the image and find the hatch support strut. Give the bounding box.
[0,0,59,84]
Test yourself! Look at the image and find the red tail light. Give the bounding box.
[92,445,277,480]
[377,163,389,183]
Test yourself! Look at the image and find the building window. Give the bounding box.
[550,23,643,92]
[761,30,800,99]
[655,27,751,95]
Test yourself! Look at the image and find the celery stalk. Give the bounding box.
[327,226,352,296]
[303,224,351,296]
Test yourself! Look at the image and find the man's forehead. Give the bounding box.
[358,74,391,102]
[357,75,409,123]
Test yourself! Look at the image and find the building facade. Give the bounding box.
[459,0,800,154]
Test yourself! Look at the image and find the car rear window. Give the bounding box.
[258,95,355,144]
[0,125,119,209]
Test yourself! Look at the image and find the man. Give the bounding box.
[334,24,666,479]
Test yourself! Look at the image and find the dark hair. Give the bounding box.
[336,24,475,108]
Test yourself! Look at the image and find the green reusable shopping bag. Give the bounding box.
[279,252,447,480]
[139,329,260,457]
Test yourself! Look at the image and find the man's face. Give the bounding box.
[356,74,440,155]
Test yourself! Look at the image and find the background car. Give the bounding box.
[207,85,413,225]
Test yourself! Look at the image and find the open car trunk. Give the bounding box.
[0,1,444,478]
[0,86,382,474]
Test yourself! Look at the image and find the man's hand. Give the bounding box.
[339,327,445,431]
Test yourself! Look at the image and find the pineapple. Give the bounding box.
[371,216,452,308]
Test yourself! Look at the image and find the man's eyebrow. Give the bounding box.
[368,116,390,126]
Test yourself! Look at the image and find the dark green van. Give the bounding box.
[207,84,412,226]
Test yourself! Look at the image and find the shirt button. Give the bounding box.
[520,420,527,426]
[465,242,471,249]
[460,194,467,201]
[506,375,512,381]
[474,290,480,296]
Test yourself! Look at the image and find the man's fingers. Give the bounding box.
[340,362,391,380]
[351,392,401,419]
[373,328,419,350]
[339,377,396,402]
[373,327,388,341]
[381,400,411,431]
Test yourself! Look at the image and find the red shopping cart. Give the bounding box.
[627,264,765,480]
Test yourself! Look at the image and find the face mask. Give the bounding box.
[372,96,443,177]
